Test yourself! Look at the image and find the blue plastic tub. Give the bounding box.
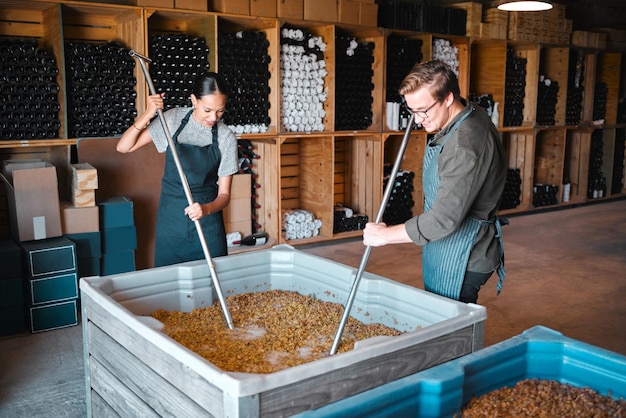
[298,326,626,417]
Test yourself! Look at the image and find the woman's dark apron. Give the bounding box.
[421,107,506,299]
[154,110,227,267]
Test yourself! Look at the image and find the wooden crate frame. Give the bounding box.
[333,134,383,238]
[243,137,279,240]
[500,130,535,213]
[596,52,622,125]
[470,39,507,127]
[145,9,218,81]
[432,34,471,98]
[534,128,566,191]
[383,132,426,218]
[0,1,66,139]
[471,40,539,129]
[60,3,145,135]
[581,51,598,125]
[217,15,280,135]
[278,21,335,134]
[382,29,431,131]
[539,46,569,127]
[564,128,591,204]
[279,135,334,244]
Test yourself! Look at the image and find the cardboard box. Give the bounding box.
[66,232,102,258]
[338,0,360,25]
[0,161,62,242]
[72,188,95,208]
[0,238,22,280]
[99,196,134,229]
[0,306,26,336]
[101,225,138,253]
[447,2,482,37]
[175,0,207,11]
[21,237,77,278]
[225,174,252,233]
[60,201,99,235]
[359,1,378,27]
[277,0,303,19]
[71,163,98,191]
[0,278,23,307]
[250,0,276,17]
[27,272,78,306]
[304,0,336,22]
[225,220,252,236]
[81,245,486,417]
[28,299,78,333]
[101,250,135,276]
[230,173,251,199]
[130,0,174,7]
[302,326,626,417]
[209,0,249,14]
[76,257,101,278]
[223,198,251,224]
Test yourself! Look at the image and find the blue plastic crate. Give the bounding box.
[298,326,626,418]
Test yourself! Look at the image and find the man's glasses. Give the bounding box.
[402,100,439,120]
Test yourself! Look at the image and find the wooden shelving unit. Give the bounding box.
[1,0,625,264]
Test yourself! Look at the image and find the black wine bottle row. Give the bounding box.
[536,76,559,126]
[503,47,526,128]
[218,30,271,132]
[65,40,137,138]
[565,50,585,126]
[0,38,62,140]
[587,129,606,199]
[382,167,415,226]
[500,168,522,210]
[532,184,559,207]
[333,206,369,233]
[385,35,423,105]
[376,1,466,35]
[334,34,375,131]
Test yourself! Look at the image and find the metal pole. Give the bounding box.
[129,50,234,330]
[330,113,415,355]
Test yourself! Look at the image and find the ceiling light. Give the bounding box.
[497,1,553,12]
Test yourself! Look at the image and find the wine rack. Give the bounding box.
[0,0,624,265]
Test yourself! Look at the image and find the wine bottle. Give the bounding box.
[234,232,269,246]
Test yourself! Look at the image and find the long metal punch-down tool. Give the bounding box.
[129,50,234,330]
[330,113,416,355]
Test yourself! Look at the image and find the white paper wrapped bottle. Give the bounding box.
[491,102,500,128]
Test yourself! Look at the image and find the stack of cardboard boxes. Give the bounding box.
[63,162,102,279]
[99,196,137,275]
[21,237,79,333]
[0,160,79,333]
[223,173,253,238]
[0,159,138,334]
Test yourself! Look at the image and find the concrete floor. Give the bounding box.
[1,198,625,417]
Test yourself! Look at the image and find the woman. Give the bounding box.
[117,72,239,267]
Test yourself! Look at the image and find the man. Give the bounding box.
[363,60,507,303]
